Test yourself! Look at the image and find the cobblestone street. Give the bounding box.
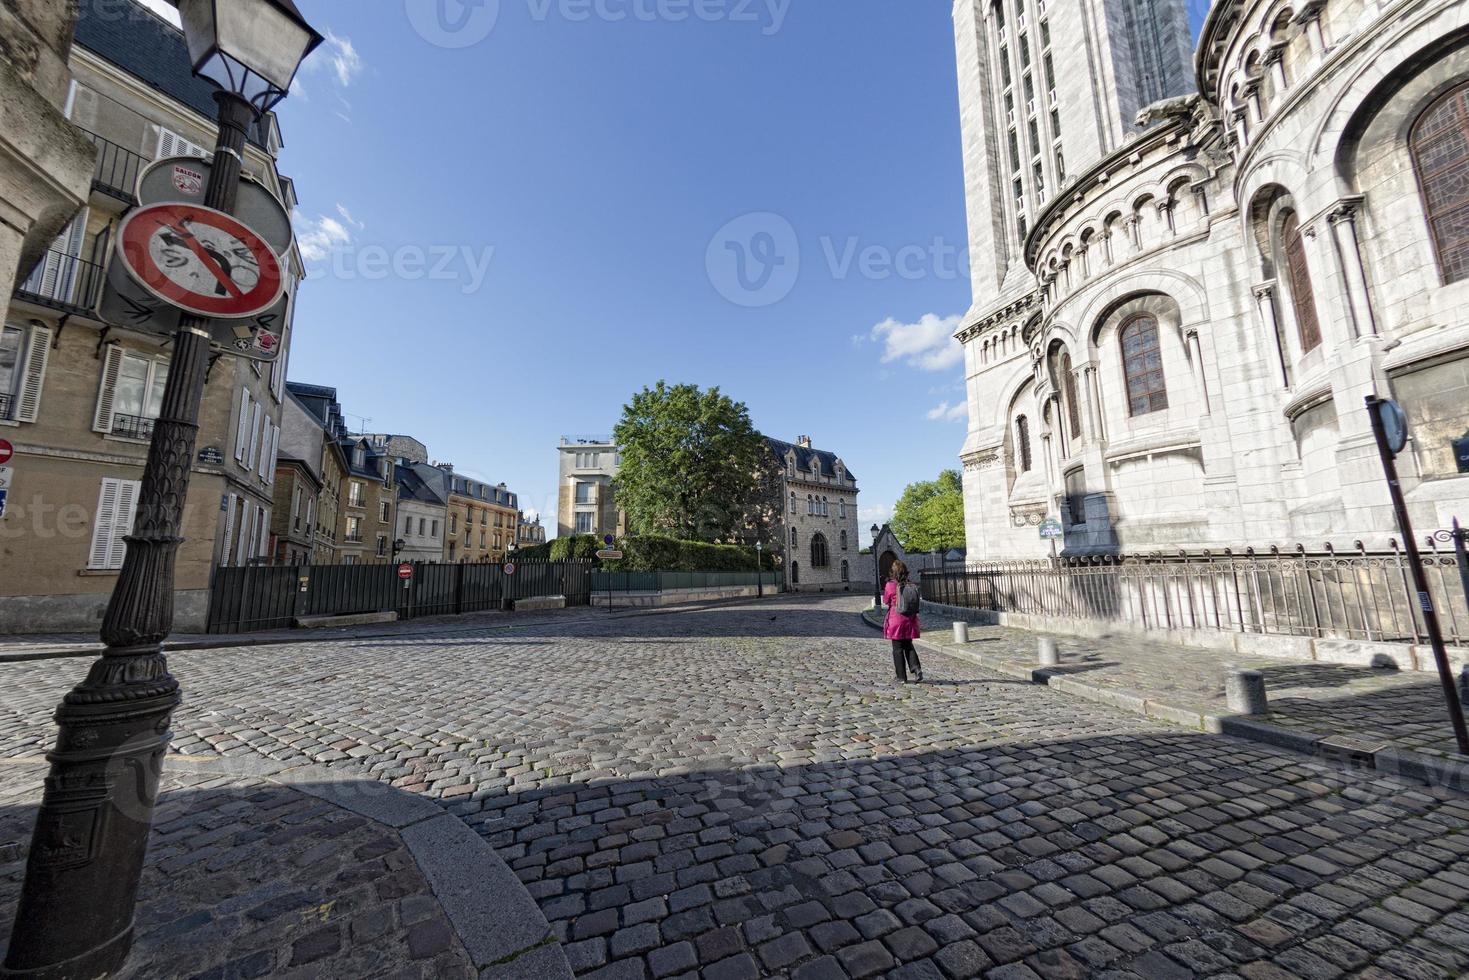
[3,596,1469,978]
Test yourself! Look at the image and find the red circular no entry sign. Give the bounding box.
[0,440,12,465]
[116,203,285,319]
[398,563,414,580]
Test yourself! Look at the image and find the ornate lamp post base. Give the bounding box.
[1,650,179,980]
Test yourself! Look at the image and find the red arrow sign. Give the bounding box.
[116,203,285,320]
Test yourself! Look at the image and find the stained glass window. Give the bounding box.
[1412,83,1469,284]
[1281,212,1322,353]
[1016,415,1032,472]
[1120,314,1169,416]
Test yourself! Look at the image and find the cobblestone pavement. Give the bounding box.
[0,760,474,979]
[3,595,1469,978]
[918,619,1469,760]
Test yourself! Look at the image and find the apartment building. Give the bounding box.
[340,438,397,565]
[409,463,517,563]
[517,512,546,548]
[395,465,446,562]
[557,435,625,538]
[283,382,347,563]
[0,0,304,630]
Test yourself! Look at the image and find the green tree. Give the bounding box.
[890,469,966,553]
[612,382,764,542]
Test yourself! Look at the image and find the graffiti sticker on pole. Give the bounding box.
[116,203,285,320]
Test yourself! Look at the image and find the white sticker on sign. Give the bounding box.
[0,466,11,490]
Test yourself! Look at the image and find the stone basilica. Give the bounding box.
[952,0,1469,558]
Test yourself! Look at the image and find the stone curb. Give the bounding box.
[167,755,573,978]
[0,593,785,664]
[863,610,1469,796]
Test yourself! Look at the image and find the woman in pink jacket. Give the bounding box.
[883,559,923,683]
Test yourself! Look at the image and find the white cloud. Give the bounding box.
[926,400,968,423]
[293,208,357,262]
[870,313,964,372]
[324,31,364,88]
[336,204,365,231]
[136,0,181,27]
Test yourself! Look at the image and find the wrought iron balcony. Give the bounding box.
[81,130,148,202]
[110,414,155,441]
[0,394,12,422]
[15,248,104,315]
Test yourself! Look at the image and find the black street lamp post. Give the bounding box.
[871,523,882,609]
[2,4,319,977]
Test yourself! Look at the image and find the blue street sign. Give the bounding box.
[0,489,9,519]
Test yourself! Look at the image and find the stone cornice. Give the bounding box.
[956,292,1041,344]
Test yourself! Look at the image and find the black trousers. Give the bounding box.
[892,639,921,680]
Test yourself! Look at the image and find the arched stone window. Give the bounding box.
[841,560,850,583]
[790,527,798,547]
[789,491,796,514]
[1280,212,1322,352]
[1016,415,1032,472]
[1120,314,1169,415]
[840,530,848,551]
[1411,82,1469,284]
[791,561,799,585]
[811,533,829,568]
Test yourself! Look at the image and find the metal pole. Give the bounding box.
[4,91,256,980]
[1453,518,1469,620]
[1365,396,1469,756]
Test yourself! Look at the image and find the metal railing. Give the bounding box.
[0,394,12,422]
[921,537,1469,646]
[110,413,154,441]
[206,559,593,633]
[590,570,785,593]
[81,130,148,200]
[15,248,105,313]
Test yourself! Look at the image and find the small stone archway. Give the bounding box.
[878,550,898,584]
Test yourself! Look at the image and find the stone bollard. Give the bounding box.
[953,621,969,644]
[1038,637,1059,667]
[1226,669,1269,715]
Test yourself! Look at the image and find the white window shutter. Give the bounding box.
[88,480,119,569]
[247,402,261,469]
[262,423,277,480]
[234,389,251,460]
[157,126,209,160]
[237,503,254,565]
[221,493,237,566]
[88,478,139,570]
[92,344,124,433]
[113,480,139,568]
[16,325,52,423]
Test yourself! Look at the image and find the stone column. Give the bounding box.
[1158,200,1176,238]
[1265,45,1288,94]
[1243,78,1264,124]
[1253,281,1292,388]
[1295,1,1328,56]
[1231,109,1250,151]
[1185,327,1212,414]
[1084,364,1107,445]
[1327,198,1378,338]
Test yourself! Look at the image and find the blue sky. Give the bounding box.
[186,0,1212,544]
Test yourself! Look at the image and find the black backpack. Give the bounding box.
[897,581,921,615]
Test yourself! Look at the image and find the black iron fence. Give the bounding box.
[205,560,592,634]
[921,537,1469,646]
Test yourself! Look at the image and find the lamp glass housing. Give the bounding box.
[178,0,322,113]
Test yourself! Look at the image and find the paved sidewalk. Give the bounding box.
[879,607,1469,789]
[0,755,570,980]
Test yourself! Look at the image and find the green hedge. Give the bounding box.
[610,535,775,572]
[528,534,777,571]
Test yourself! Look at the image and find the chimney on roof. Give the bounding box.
[797,435,813,449]
[436,462,454,473]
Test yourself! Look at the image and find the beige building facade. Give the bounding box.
[557,436,625,539]
[0,0,303,630]
[953,0,1469,557]
[770,436,861,591]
